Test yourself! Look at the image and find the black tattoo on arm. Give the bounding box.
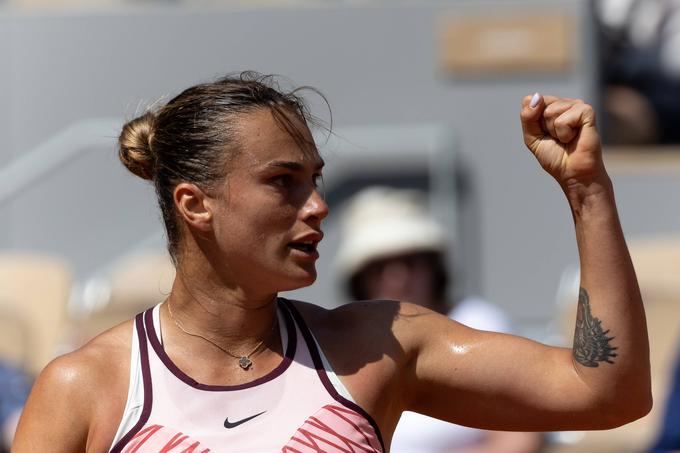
[573,287,618,367]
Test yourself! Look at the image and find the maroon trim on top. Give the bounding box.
[145,299,296,391]
[280,299,386,453]
[109,312,154,453]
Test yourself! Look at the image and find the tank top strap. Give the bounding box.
[278,298,386,452]
[109,310,154,453]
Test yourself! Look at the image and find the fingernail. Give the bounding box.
[530,92,540,108]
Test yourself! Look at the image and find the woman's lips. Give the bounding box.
[287,242,320,260]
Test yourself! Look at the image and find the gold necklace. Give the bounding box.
[166,300,278,371]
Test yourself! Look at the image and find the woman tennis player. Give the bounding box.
[13,73,651,452]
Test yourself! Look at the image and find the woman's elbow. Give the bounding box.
[623,391,653,424]
[597,390,653,428]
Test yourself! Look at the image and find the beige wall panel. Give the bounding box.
[439,12,574,76]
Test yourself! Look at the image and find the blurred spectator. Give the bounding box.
[598,0,680,144]
[335,186,542,453]
[0,361,31,452]
[649,346,680,453]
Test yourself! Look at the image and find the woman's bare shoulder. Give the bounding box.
[13,320,135,452]
[289,298,403,321]
[290,298,472,372]
[66,319,134,374]
[33,319,134,404]
[291,298,448,336]
[288,299,439,362]
[285,299,444,430]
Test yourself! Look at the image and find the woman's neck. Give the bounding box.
[165,256,280,354]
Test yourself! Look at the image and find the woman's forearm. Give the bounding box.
[566,175,652,422]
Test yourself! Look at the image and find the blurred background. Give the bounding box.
[0,0,679,451]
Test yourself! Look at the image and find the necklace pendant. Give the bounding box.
[239,356,252,370]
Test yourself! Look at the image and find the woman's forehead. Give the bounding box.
[234,108,321,168]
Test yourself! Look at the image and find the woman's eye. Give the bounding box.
[270,173,323,192]
[271,174,292,187]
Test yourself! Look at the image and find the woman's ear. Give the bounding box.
[174,182,213,231]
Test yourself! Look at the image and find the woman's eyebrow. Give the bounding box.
[265,159,325,171]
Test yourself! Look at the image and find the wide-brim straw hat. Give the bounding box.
[335,186,447,280]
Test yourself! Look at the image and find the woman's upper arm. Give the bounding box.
[12,353,93,452]
[397,302,610,431]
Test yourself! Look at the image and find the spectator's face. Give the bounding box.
[359,252,439,309]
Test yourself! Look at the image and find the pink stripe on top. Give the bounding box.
[109,298,384,453]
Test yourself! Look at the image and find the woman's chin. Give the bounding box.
[278,267,317,292]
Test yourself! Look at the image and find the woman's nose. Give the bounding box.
[303,188,329,222]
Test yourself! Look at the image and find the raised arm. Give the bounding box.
[519,93,651,418]
[398,94,651,431]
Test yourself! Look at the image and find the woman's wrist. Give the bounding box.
[562,172,615,215]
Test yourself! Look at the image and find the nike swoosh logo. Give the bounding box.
[224,411,266,428]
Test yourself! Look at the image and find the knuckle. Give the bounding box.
[555,123,570,134]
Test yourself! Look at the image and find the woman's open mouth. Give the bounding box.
[289,242,316,253]
[287,237,321,260]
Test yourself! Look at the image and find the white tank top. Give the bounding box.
[108,298,384,452]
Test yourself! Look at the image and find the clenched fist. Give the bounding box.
[520,94,607,191]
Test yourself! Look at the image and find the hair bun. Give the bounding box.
[119,111,157,180]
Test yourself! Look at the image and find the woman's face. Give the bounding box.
[206,108,328,295]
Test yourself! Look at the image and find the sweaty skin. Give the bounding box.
[12,98,651,452]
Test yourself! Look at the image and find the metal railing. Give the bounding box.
[0,118,120,204]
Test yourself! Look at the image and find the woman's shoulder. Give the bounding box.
[290,298,444,334]
[13,320,135,451]
[286,298,399,331]
[28,318,135,414]
[40,319,134,395]
[287,298,442,361]
[284,299,445,430]
[76,318,135,363]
